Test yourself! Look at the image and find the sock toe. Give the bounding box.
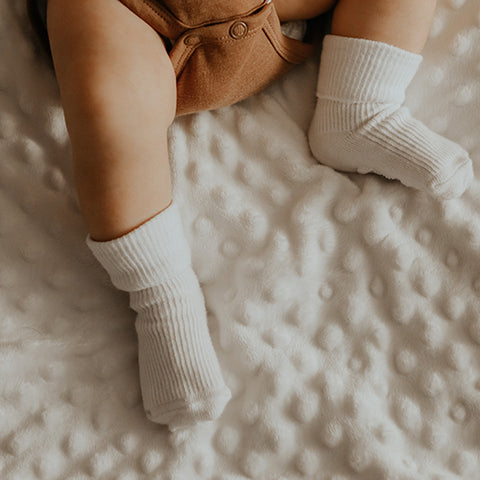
[147,386,232,431]
[429,152,474,200]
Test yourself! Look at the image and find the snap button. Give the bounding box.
[184,35,200,46]
[229,21,248,40]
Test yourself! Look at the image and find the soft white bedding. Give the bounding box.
[1,1,480,479]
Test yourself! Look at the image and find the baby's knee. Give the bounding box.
[46,0,176,125]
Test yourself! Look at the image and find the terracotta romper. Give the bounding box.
[27,0,325,116]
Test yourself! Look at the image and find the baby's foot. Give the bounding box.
[308,35,473,199]
[132,268,232,431]
[309,100,473,199]
[87,202,231,431]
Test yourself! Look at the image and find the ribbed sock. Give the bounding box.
[86,201,231,431]
[308,35,473,199]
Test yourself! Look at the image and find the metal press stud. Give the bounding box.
[229,21,248,40]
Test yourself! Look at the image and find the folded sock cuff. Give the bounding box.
[86,202,192,291]
[317,34,423,104]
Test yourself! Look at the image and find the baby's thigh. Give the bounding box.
[47,0,176,125]
[274,0,337,21]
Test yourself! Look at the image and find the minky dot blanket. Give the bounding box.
[1,1,480,479]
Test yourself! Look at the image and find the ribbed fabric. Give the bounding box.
[86,202,231,431]
[86,203,192,291]
[308,35,473,199]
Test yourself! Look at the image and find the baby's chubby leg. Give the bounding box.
[47,0,230,430]
[308,0,473,199]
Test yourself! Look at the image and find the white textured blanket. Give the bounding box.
[1,1,480,479]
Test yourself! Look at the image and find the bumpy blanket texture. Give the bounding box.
[1,1,480,479]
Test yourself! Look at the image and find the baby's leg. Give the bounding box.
[47,0,230,430]
[308,0,473,199]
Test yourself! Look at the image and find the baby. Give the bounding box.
[28,0,472,431]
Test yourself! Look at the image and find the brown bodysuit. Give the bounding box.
[27,0,320,116]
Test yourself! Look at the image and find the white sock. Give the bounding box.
[308,35,473,199]
[86,201,231,431]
